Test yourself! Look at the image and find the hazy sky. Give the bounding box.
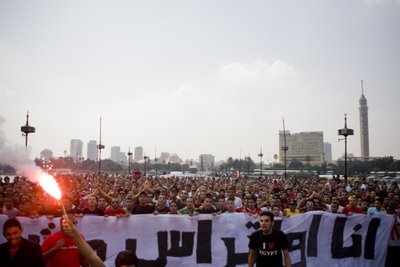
[1,0,399,163]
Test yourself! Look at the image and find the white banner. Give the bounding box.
[0,212,394,267]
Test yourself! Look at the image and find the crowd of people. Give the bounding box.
[1,173,399,219]
[1,173,400,267]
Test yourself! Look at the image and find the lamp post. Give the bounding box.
[127,148,132,174]
[97,117,105,175]
[143,155,148,176]
[338,114,354,182]
[155,157,158,176]
[281,118,288,179]
[258,149,263,176]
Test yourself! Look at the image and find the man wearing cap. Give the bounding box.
[283,201,300,217]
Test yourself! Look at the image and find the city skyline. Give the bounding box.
[1,1,399,163]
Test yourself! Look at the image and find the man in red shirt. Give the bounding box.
[42,214,88,267]
[104,198,127,217]
[342,196,364,215]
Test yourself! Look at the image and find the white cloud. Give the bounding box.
[219,59,298,84]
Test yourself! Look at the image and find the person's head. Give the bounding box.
[330,202,339,213]
[289,201,297,211]
[217,197,226,209]
[375,197,383,209]
[88,195,98,207]
[272,205,281,216]
[179,190,188,200]
[115,250,138,267]
[202,196,213,210]
[3,218,22,248]
[185,197,194,209]
[226,199,235,212]
[111,198,120,209]
[4,197,14,209]
[98,197,108,209]
[60,213,78,234]
[306,200,315,211]
[259,211,274,234]
[138,192,148,206]
[169,201,178,214]
[247,197,256,210]
[125,198,134,209]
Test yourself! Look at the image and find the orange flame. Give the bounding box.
[38,173,62,200]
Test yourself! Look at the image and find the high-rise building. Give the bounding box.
[40,149,53,160]
[323,142,332,164]
[87,140,98,161]
[134,146,143,162]
[70,139,83,162]
[279,131,324,166]
[199,154,215,171]
[110,146,127,164]
[110,146,121,162]
[359,80,370,158]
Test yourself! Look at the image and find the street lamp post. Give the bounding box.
[338,114,354,182]
[97,117,105,175]
[258,149,263,176]
[281,118,288,179]
[143,155,148,176]
[155,157,158,176]
[127,148,132,174]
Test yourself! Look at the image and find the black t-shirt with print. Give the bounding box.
[248,229,289,267]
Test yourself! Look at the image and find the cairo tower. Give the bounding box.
[359,80,369,158]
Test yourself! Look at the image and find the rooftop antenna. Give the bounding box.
[361,80,364,95]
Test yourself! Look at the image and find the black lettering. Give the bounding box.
[307,214,322,257]
[331,217,361,258]
[87,239,107,261]
[286,232,306,267]
[197,220,212,263]
[168,230,195,257]
[125,232,167,267]
[221,238,248,267]
[364,218,380,259]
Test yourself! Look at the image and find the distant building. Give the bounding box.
[159,152,170,163]
[359,81,370,158]
[40,149,53,161]
[134,146,143,162]
[87,140,98,161]
[199,154,215,171]
[323,142,332,164]
[70,139,83,163]
[110,146,127,165]
[279,131,324,166]
[167,153,183,164]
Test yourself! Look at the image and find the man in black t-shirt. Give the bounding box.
[132,191,155,214]
[248,211,291,267]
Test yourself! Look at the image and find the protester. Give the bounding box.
[248,211,291,267]
[42,214,89,267]
[0,218,44,267]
